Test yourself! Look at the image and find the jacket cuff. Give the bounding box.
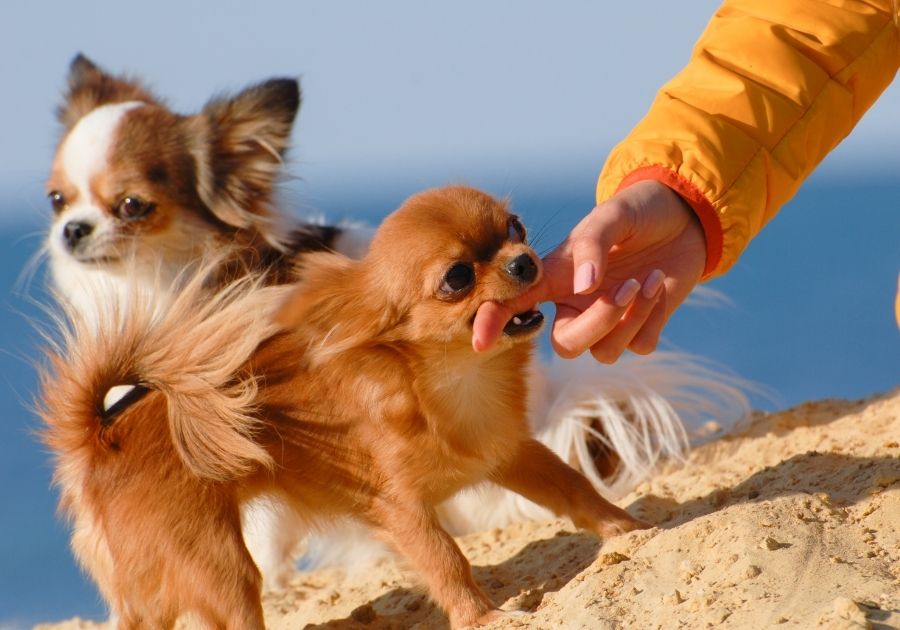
[616,165,724,278]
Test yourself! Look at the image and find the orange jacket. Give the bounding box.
[597,0,899,277]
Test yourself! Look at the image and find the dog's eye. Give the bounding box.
[115,196,156,221]
[48,191,67,214]
[508,216,527,243]
[440,262,475,295]
[101,383,149,426]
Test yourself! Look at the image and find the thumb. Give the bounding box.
[569,237,607,295]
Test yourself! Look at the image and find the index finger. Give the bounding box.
[551,279,642,358]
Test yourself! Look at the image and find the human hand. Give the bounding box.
[473,180,707,362]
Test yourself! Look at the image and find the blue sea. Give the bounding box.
[0,175,898,627]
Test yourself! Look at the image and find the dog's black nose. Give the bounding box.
[505,252,538,284]
[63,221,93,250]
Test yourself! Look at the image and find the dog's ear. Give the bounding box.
[189,79,300,237]
[57,53,157,130]
[275,252,402,361]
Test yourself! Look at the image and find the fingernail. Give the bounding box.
[574,262,596,294]
[642,269,665,299]
[614,279,641,307]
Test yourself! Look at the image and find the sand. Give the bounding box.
[39,390,900,629]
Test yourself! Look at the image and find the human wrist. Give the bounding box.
[615,166,721,278]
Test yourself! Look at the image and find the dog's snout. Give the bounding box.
[63,221,94,250]
[505,253,538,284]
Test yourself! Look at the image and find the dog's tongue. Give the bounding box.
[472,301,514,352]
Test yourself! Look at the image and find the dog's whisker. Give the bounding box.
[15,241,50,297]
[524,206,568,252]
[536,242,563,259]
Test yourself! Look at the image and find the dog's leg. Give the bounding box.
[110,509,266,630]
[197,578,266,630]
[115,606,176,630]
[191,571,265,630]
[369,499,501,629]
[492,439,650,538]
[193,524,267,630]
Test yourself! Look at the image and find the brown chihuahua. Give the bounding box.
[41,186,647,629]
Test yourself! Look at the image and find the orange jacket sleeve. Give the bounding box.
[596,0,900,277]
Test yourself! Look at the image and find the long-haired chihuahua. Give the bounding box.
[40,186,648,628]
[44,54,369,317]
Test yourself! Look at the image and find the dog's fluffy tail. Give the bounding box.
[437,351,755,534]
[40,259,289,483]
[530,351,754,494]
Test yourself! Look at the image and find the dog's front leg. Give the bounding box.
[492,438,650,538]
[368,497,501,628]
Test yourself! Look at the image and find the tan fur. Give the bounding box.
[40,186,648,629]
[40,270,288,627]
[45,54,354,596]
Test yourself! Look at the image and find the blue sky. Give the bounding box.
[2,0,898,218]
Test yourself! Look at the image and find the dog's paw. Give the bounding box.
[596,513,651,538]
[463,608,527,627]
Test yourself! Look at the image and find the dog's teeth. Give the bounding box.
[512,316,522,325]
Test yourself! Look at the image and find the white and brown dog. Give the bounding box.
[45,54,369,318]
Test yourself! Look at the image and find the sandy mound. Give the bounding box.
[39,391,900,629]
